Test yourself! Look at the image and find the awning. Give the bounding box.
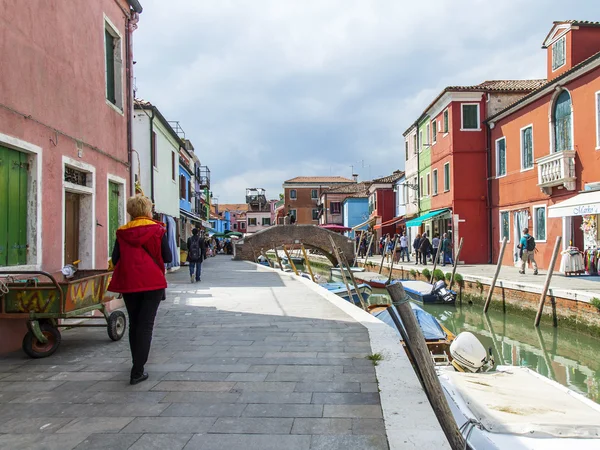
[351,217,377,231]
[180,209,202,223]
[548,190,600,218]
[374,216,404,230]
[405,209,449,228]
[320,224,352,232]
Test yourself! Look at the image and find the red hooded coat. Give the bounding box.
[108,218,167,294]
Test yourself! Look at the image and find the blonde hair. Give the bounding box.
[127,195,153,219]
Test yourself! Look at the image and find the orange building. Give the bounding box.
[282,176,355,225]
[488,20,600,271]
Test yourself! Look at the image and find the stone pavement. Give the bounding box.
[0,256,442,450]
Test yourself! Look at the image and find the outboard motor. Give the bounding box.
[431,280,456,303]
[450,332,492,373]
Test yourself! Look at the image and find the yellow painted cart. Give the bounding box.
[0,270,126,358]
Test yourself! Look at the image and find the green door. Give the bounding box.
[0,146,28,266]
[108,181,120,256]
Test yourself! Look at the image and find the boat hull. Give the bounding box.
[401,280,456,305]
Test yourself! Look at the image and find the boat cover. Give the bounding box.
[400,280,434,295]
[441,366,600,438]
[374,304,446,341]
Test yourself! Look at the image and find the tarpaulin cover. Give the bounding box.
[374,304,446,341]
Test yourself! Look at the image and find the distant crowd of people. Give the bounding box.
[356,231,454,266]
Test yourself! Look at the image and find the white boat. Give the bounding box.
[437,333,600,449]
[330,266,366,279]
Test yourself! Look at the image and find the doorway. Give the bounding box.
[64,192,80,265]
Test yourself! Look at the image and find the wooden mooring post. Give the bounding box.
[378,236,389,274]
[387,283,466,450]
[328,235,362,309]
[483,236,508,313]
[534,236,562,327]
[273,245,284,271]
[387,236,400,284]
[448,238,464,290]
[282,245,299,276]
[300,244,315,282]
[260,248,272,268]
[429,244,443,284]
[364,234,375,265]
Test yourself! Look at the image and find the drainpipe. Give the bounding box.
[486,120,493,264]
[149,108,155,203]
[126,12,140,197]
[127,0,143,13]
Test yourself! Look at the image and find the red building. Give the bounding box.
[404,80,543,263]
[489,20,600,270]
[0,0,142,353]
[369,172,404,240]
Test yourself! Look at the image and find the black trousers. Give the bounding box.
[123,289,163,377]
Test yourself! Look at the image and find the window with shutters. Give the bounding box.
[533,206,547,241]
[179,175,186,200]
[461,104,480,130]
[500,211,510,242]
[151,132,157,168]
[248,217,257,226]
[597,91,600,149]
[419,177,424,199]
[553,90,572,152]
[444,163,450,192]
[552,36,566,71]
[426,123,430,146]
[419,130,423,152]
[171,152,176,180]
[262,217,271,226]
[290,189,297,200]
[521,125,534,170]
[413,134,417,154]
[432,170,438,196]
[312,209,319,221]
[443,109,449,133]
[330,202,341,214]
[432,120,437,144]
[104,18,123,111]
[426,173,431,197]
[496,137,506,177]
[405,141,409,161]
[188,180,192,202]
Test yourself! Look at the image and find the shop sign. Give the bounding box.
[201,220,211,229]
[573,204,600,216]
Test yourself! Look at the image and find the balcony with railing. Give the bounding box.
[536,150,576,195]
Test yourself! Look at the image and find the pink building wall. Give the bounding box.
[0,0,136,354]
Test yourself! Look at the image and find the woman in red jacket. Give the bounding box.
[108,196,172,385]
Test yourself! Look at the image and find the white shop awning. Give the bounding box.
[548,190,600,218]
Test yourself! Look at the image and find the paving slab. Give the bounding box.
[0,257,447,449]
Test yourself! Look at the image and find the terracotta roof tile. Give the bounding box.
[446,79,547,92]
[372,171,405,184]
[284,176,355,184]
[219,203,249,212]
[559,20,600,27]
[325,181,372,194]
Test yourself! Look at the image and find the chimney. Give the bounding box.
[352,174,358,182]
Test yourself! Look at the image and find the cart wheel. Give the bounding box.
[107,310,126,341]
[22,324,61,358]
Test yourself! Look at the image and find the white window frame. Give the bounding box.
[443,162,450,192]
[426,173,431,197]
[432,169,438,196]
[443,109,449,135]
[461,103,481,131]
[311,189,318,200]
[312,209,319,221]
[107,174,127,257]
[532,205,547,243]
[103,15,124,114]
[289,189,297,200]
[520,124,534,172]
[552,35,566,72]
[596,90,600,150]
[495,137,507,178]
[426,122,430,146]
[248,217,257,226]
[262,217,271,226]
[419,130,423,152]
[432,120,437,144]
[499,210,510,243]
[419,177,424,199]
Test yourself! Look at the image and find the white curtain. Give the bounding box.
[513,211,529,265]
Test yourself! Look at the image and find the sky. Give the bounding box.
[133,0,597,204]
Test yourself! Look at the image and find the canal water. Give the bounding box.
[306,264,600,403]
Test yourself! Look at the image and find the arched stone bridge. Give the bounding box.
[233,225,355,266]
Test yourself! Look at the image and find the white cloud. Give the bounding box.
[133,0,597,202]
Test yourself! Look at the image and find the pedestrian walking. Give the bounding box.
[413,234,422,264]
[400,232,410,262]
[108,195,173,385]
[187,228,205,283]
[518,227,538,275]
[432,234,440,264]
[419,232,432,266]
[386,235,395,263]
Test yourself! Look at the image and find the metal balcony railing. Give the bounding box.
[536,150,576,195]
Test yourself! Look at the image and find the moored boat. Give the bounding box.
[282,256,305,265]
[321,282,372,306]
[401,280,456,304]
[330,266,366,280]
[369,303,455,360]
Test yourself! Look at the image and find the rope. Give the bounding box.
[0,278,9,295]
[459,418,481,450]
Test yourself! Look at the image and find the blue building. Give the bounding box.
[343,197,370,238]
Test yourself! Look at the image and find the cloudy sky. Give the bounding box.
[133,0,597,203]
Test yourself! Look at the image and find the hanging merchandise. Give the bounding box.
[560,246,585,276]
[581,215,598,249]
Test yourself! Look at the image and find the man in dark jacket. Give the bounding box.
[419,232,432,266]
[187,228,205,283]
[413,234,422,265]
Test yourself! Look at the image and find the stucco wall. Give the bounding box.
[152,118,180,218]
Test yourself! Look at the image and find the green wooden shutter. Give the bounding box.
[105,29,116,104]
[108,182,119,256]
[554,91,572,152]
[498,139,506,176]
[1,146,28,266]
